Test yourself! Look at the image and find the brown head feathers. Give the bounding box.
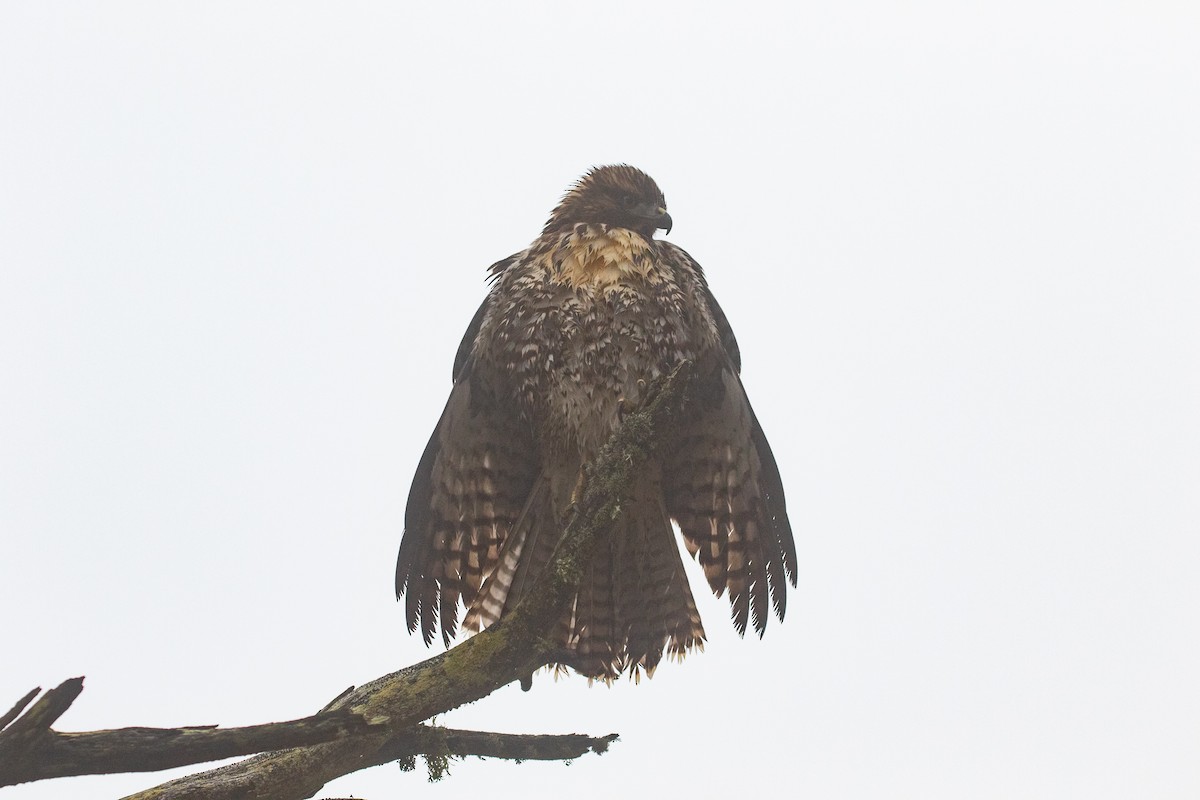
[543,165,672,238]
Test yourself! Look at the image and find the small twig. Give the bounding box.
[0,687,41,732]
[320,686,356,713]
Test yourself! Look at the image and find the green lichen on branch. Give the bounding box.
[419,726,453,783]
[513,361,694,628]
[424,752,453,782]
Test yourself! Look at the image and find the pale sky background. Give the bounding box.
[2,3,1198,799]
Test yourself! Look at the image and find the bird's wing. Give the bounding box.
[701,281,742,373]
[659,244,797,636]
[451,256,517,381]
[396,281,537,647]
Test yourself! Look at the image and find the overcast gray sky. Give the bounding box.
[2,2,1198,798]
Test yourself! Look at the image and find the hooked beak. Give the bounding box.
[632,202,673,236]
[655,208,673,235]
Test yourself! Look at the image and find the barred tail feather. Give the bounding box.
[464,469,707,681]
[464,474,554,632]
[613,489,706,679]
[543,473,703,681]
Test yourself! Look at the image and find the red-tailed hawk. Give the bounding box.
[396,165,796,680]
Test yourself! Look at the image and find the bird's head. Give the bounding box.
[543,165,672,239]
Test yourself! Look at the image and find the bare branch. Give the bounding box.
[0,679,380,788]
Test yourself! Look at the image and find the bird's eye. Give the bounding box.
[621,194,637,209]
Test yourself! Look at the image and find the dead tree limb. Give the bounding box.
[0,680,380,787]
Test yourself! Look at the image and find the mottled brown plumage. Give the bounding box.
[396,165,796,680]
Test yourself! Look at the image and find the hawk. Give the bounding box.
[396,165,796,680]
